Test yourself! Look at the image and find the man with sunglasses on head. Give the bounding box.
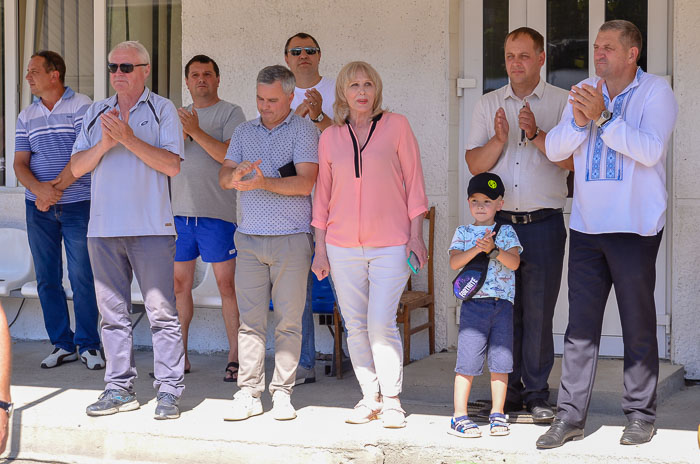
[71,40,186,420]
[172,55,246,382]
[284,32,336,386]
[14,50,104,372]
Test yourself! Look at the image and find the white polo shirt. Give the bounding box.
[466,79,569,212]
[546,68,678,236]
[72,87,184,238]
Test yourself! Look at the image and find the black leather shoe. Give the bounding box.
[536,418,584,449]
[620,419,655,445]
[527,399,555,423]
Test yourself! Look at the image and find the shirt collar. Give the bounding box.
[34,86,75,108]
[601,67,644,101]
[505,78,545,101]
[252,109,295,130]
[106,87,151,110]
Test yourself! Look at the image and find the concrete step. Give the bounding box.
[3,340,697,464]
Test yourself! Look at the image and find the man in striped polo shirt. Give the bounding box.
[14,50,104,370]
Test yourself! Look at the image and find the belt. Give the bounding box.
[498,208,562,225]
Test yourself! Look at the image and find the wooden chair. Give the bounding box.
[396,206,436,365]
[331,206,436,377]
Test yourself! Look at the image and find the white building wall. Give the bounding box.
[671,0,700,378]
[181,0,454,356]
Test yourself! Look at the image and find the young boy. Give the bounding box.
[448,172,522,437]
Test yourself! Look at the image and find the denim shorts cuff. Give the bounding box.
[455,367,483,377]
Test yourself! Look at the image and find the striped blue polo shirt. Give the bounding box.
[15,86,92,203]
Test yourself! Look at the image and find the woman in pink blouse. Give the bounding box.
[311,61,428,428]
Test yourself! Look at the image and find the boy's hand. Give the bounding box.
[475,229,496,253]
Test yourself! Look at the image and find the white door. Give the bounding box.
[459,0,672,357]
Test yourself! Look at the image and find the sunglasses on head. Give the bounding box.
[107,63,148,74]
[286,47,320,56]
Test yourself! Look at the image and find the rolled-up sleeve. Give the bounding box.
[397,115,428,220]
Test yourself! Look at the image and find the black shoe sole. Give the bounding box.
[536,432,584,449]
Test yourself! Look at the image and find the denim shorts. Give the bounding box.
[455,297,513,376]
[174,216,237,263]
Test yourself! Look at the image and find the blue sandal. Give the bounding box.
[448,415,482,438]
[489,412,510,436]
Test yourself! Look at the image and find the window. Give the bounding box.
[107,0,182,106]
[482,0,508,94]
[547,0,589,91]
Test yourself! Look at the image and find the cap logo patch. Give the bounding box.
[488,180,498,189]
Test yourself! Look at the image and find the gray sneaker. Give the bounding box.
[294,366,316,386]
[154,392,180,420]
[86,389,139,417]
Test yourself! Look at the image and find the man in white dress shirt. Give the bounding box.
[465,27,571,422]
[537,20,678,449]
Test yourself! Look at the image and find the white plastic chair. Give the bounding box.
[0,228,36,296]
[191,263,222,308]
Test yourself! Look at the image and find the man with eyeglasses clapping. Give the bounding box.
[71,40,186,421]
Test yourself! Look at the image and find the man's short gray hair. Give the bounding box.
[108,40,150,65]
[600,20,643,62]
[256,65,295,95]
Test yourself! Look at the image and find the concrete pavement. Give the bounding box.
[1,340,698,464]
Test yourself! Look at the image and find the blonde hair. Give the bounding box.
[333,61,384,125]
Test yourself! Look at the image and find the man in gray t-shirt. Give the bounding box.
[219,65,318,422]
[172,55,245,382]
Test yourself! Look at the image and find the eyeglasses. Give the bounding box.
[286,47,320,56]
[107,63,148,74]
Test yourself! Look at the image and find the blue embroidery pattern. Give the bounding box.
[585,69,643,183]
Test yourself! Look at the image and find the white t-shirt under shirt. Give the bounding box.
[171,100,246,223]
[291,76,336,120]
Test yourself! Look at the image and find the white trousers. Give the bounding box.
[327,244,409,397]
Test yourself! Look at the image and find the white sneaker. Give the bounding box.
[346,397,382,424]
[80,349,106,370]
[271,390,297,421]
[41,347,78,368]
[223,390,263,421]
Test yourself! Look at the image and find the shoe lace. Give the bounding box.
[100,389,124,400]
[157,392,178,404]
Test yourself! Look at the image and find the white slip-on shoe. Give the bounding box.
[381,406,407,429]
[80,349,106,370]
[41,347,78,368]
[271,390,297,421]
[345,398,382,424]
[223,390,263,421]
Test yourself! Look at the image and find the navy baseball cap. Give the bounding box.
[467,172,505,200]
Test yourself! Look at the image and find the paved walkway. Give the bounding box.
[1,340,698,464]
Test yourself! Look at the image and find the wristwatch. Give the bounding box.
[595,110,612,127]
[527,127,541,141]
[0,401,13,417]
[311,112,325,123]
[487,246,500,260]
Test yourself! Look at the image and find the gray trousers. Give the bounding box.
[235,232,313,397]
[88,236,185,397]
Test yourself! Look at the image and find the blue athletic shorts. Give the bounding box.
[174,216,237,263]
[455,297,513,376]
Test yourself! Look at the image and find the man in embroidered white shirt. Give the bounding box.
[537,20,678,449]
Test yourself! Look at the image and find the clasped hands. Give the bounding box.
[294,88,323,120]
[229,159,266,191]
[569,79,607,127]
[100,108,135,151]
[34,177,63,212]
[493,101,538,143]
[178,107,201,139]
[475,229,497,254]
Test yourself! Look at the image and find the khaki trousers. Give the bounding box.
[234,232,313,397]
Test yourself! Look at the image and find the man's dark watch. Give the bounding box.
[0,401,13,417]
[311,112,325,123]
[487,246,500,260]
[527,127,541,141]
